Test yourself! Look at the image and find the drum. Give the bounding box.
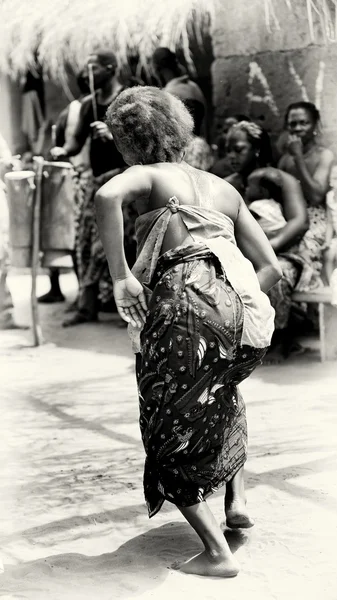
[40,161,75,268]
[4,170,36,267]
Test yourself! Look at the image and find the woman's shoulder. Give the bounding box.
[316,145,334,162]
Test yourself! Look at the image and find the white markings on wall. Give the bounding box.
[247,61,280,116]
[245,59,326,117]
[264,0,280,33]
[288,60,310,102]
[315,61,325,110]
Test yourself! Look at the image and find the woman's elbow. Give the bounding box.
[269,261,283,285]
[308,189,326,207]
[298,219,309,238]
[94,189,116,209]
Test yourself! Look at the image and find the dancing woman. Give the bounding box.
[95,87,282,578]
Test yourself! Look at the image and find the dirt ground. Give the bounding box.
[0,272,336,600]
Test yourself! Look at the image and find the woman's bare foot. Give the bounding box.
[225,467,254,529]
[177,500,239,579]
[225,498,255,529]
[174,550,239,578]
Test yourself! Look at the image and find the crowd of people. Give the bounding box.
[1,47,337,363]
[42,48,336,365]
[2,47,337,363]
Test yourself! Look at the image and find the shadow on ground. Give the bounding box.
[0,522,247,599]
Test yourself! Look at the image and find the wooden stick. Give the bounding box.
[88,63,98,121]
[31,157,44,346]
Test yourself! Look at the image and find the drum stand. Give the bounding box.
[31,157,44,346]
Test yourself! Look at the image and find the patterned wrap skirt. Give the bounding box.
[136,242,267,517]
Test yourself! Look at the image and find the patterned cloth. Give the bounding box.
[294,205,326,291]
[136,243,267,517]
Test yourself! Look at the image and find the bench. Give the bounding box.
[292,287,337,362]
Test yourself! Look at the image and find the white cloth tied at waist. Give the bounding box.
[128,197,275,353]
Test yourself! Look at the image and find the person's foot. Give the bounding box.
[262,343,285,365]
[0,319,29,331]
[283,341,308,358]
[64,299,78,313]
[173,550,239,578]
[225,499,255,529]
[38,291,65,304]
[62,312,98,327]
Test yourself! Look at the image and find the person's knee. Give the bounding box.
[324,247,337,263]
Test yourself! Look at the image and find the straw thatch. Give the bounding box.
[0,0,336,82]
[0,0,214,81]
[263,0,337,41]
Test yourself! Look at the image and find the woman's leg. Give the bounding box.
[225,467,254,529]
[176,501,239,577]
[38,268,65,303]
[322,246,336,285]
[62,283,99,326]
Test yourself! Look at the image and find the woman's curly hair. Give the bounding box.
[105,86,194,164]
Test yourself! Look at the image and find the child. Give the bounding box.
[245,176,288,239]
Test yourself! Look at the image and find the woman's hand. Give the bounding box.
[248,167,282,185]
[287,134,303,158]
[50,146,67,160]
[113,275,148,328]
[90,121,113,141]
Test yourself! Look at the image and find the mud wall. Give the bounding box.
[212,2,337,156]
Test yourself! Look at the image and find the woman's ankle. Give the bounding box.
[205,543,231,560]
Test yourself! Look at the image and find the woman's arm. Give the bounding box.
[95,166,152,327]
[54,108,68,148]
[95,165,152,281]
[234,194,283,293]
[51,102,90,159]
[287,138,334,206]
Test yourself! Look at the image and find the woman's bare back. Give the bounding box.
[136,162,241,253]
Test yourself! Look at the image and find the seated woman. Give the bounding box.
[95,87,281,578]
[211,115,251,179]
[225,121,310,362]
[278,101,334,288]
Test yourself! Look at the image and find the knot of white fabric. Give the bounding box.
[166,196,180,213]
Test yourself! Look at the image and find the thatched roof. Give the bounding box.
[0,0,214,81]
[0,0,335,82]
